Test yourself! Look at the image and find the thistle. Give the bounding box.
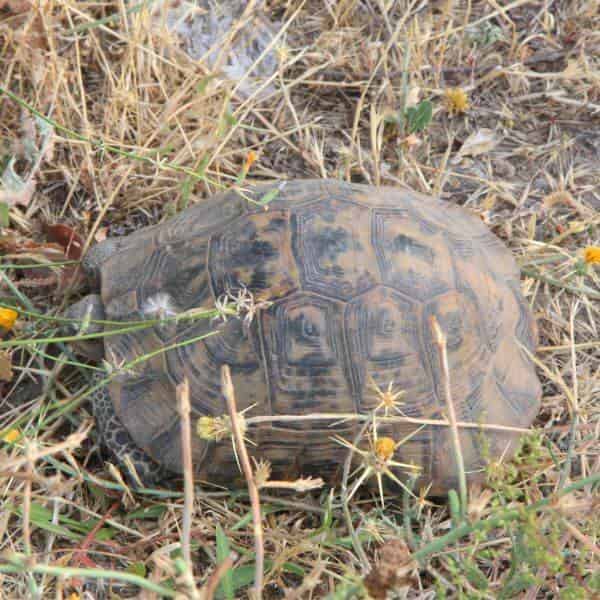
[335,415,424,508]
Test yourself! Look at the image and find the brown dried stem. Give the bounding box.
[177,378,199,598]
[202,550,238,600]
[430,316,468,516]
[222,364,264,599]
[244,412,530,434]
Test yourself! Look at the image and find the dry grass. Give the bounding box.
[1,0,599,598]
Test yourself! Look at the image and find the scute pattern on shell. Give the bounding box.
[96,180,541,493]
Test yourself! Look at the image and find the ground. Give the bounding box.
[0,1,598,599]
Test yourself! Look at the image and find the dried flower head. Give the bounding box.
[196,404,256,474]
[252,458,272,487]
[196,413,247,442]
[584,246,600,264]
[216,285,273,325]
[368,376,407,416]
[445,87,470,115]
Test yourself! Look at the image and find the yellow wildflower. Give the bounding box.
[375,437,396,461]
[1,429,20,444]
[0,307,18,331]
[584,246,600,264]
[244,150,257,172]
[335,424,422,508]
[445,87,470,115]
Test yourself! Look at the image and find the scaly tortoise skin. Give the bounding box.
[69,180,541,493]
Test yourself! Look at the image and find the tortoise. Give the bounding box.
[66,179,541,493]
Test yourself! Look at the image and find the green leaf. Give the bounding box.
[405,100,433,133]
[499,571,538,599]
[213,561,304,600]
[325,581,365,600]
[216,524,234,600]
[127,561,147,578]
[279,561,305,577]
[0,201,8,227]
[215,565,254,600]
[321,491,334,530]
[18,504,81,541]
[333,531,378,549]
[231,506,281,531]
[463,559,489,590]
[17,503,116,542]
[448,489,462,526]
[255,187,280,207]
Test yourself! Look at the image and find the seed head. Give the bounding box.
[142,293,178,320]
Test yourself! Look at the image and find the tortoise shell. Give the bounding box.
[96,180,541,492]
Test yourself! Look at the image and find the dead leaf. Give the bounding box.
[45,224,84,260]
[0,115,54,211]
[562,58,584,79]
[159,1,280,99]
[467,484,494,520]
[0,228,84,293]
[0,158,36,208]
[363,539,416,599]
[543,190,576,209]
[405,86,421,109]
[44,224,85,293]
[452,128,500,163]
[17,274,59,288]
[0,351,12,381]
[0,232,65,259]
[0,0,33,13]
[543,190,591,217]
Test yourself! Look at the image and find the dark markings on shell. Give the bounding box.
[345,286,434,418]
[292,198,379,301]
[208,209,299,301]
[372,208,455,300]
[95,180,541,493]
[259,292,354,426]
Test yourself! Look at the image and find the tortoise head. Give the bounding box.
[63,294,106,361]
[61,236,128,360]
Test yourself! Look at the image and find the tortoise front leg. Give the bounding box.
[90,375,168,488]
